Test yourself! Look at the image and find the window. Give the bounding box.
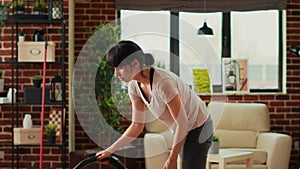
[179,12,222,88]
[119,9,284,93]
[120,10,170,70]
[231,10,282,91]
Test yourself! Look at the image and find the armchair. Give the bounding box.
[143,102,292,169]
[143,110,176,169]
[208,102,292,169]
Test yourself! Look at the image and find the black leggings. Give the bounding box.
[180,122,213,169]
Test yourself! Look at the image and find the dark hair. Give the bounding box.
[105,40,154,68]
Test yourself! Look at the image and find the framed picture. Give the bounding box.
[222,58,248,93]
[49,107,64,143]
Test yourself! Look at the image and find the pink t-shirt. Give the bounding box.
[128,67,209,133]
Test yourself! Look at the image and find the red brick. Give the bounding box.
[270,101,285,106]
[244,95,259,100]
[259,95,275,100]
[276,95,290,100]
[102,9,116,15]
[287,101,300,106]
[287,113,300,118]
[276,107,291,112]
[286,126,300,131]
[275,120,291,125]
[227,95,243,100]
[292,120,300,125]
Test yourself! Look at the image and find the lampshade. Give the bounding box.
[198,22,214,35]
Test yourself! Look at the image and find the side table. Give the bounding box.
[206,149,254,169]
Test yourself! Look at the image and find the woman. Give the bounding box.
[96,40,213,169]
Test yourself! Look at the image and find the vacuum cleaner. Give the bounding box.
[73,155,127,169]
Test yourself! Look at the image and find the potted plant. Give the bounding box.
[19,29,25,42]
[0,3,10,36]
[13,0,25,14]
[44,123,57,144]
[0,70,4,91]
[33,0,45,15]
[31,75,42,88]
[208,134,220,154]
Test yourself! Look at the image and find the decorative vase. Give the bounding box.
[7,88,16,103]
[208,140,220,154]
[23,114,32,129]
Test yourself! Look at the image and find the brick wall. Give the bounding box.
[0,0,299,169]
[0,0,69,168]
[286,1,300,168]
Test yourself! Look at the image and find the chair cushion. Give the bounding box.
[215,130,258,148]
[144,133,170,156]
[208,102,270,132]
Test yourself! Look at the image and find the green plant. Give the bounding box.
[212,134,219,141]
[31,75,42,81]
[44,123,57,137]
[0,3,11,36]
[72,22,125,147]
[93,22,127,133]
[13,0,24,11]
[33,0,45,12]
[155,60,165,69]
[20,29,24,36]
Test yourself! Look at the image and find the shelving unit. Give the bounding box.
[5,14,67,169]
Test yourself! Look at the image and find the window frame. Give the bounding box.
[223,11,283,93]
[118,10,284,93]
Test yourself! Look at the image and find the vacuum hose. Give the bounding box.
[73,155,127,169]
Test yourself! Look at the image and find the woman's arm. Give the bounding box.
[164,94,189,169]
[96,99,146,160]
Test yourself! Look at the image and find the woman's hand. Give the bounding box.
[163,157,177,169]
[95,150,112,162]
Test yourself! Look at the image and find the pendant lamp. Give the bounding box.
[198,21,213,35]
[198,0,214,35]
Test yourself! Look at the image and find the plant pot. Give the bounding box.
[208,141,220,154]
[15,10,24,14]
[33,11,45,15]
[19,36,25,42]
[47,136,56,145]
[33,80,42,88]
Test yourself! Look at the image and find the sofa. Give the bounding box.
[143,102,292,169]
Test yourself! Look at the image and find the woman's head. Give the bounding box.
[105,40,154,68]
